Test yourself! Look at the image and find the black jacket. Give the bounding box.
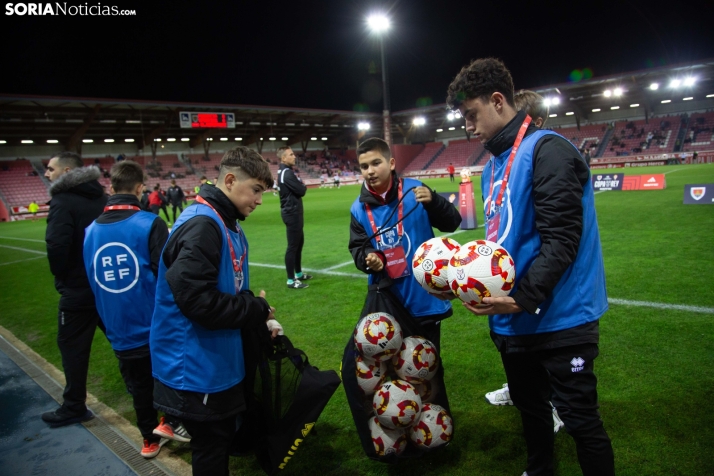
[94,194,168,277]
[484,110,598,352]
[45,166,107,312]
[154,183,272,420]
[277,163,306,217]
[166,185,185,206]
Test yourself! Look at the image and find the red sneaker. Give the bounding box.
[153,416,192,443]
[141,438,166,459]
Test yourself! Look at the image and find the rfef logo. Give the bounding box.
[92,242,139,293]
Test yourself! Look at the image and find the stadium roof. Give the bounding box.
[2,60,714,151]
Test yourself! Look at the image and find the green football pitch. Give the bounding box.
[1,163,713,475]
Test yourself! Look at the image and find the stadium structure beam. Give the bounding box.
[65,104,101,152]
[189,130,214,149]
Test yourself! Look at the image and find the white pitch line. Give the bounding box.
[250,262,365,279]
[0,236,45,243]
[608,298,714,314]
[0,244,47,255]
[0,256,45,267]
[324,260,355,271]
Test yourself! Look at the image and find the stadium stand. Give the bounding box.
[600,118,680,157]
[0,159,50,208]
[402,142,445,173]
[682,111,714,152]
[551,124,609,154]
[428,139,485,169]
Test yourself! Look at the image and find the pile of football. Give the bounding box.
[353,313,453,456]
[412,237,516,306]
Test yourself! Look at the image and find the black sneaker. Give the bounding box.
[296,274,313,281]
[287,280,309,289]
[41,407,94,428]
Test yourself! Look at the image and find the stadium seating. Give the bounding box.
[682,112,714,152]
[429,139,484,169]
[402,143,444,173]
[0,159,50,208]
[600,118,679,157]
[551,124,609,154]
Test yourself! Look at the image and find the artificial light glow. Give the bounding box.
[543,98,551,107]
[683,97,693,101]
[82,139,93,143]
[358,122,370,130]
[565,112,574,116]
[630,104,640,108]
[104,139,115,143]
[311,137,317,141]
[47,139,59,144]
[446,112,455,120]
[549,114,557,118]
[221,137,229,141]
[603,89,612,97]
[125,138,135,143]
[436,128,443,132]
[268,137,276,141]
[669,79,681,88]
[413,117,426,126]
[180,138,189,142]
[592,108,601,112]
[367,14,390,33]
[661,99,671,104]
[611,106,620,110]
[545,97,560,107]
[281,137,289,141]
[154,138,161,142]
[235,138,242,141]
[448,127,455,131]
[21,140,34,144]
[613,88,623,97]
[0,140,6,144]
[684,77,696,87]
[461,126,465,129]
[650,83,659,90]
[167,138,176,142]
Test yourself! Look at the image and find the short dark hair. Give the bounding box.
[52,151,83,169]
[514,90,549,125]
[219,147,273,188]
[276,146,291,159]
[110,160,145,193]
[446,58,515,110]
[357,138,391,160]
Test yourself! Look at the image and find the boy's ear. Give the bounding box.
[389,157,396,170]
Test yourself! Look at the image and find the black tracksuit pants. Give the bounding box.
[115,347,160,442]
[182,416,236,476]
[171,203,184,222]
[282,213,304,280]
[501,343,614,476]
[56,308,104,413]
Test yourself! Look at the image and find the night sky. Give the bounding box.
[1,0,713,112]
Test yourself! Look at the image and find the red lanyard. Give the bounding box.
[195,196,245,273]
[104,205,140,211]
[486,115,532,216]
[364,180,403,243]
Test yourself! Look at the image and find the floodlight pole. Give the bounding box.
[379,35,392,148]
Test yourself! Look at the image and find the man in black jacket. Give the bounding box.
[448,58,613,476]
[166,179,186,222]
[42,151,107,427]
[277,146,312,289]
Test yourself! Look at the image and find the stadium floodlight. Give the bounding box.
[565,112,574,116]
[82,139,93,143]
[321,137,328,141]
[448,127,455,131]
[669,79,681,88]
[649,82,659,90]
[447,112,455,121]
[281,137,289,141]
[603,89,612,97]
[167,138,176,142]
[549,114,557,117]
[461,125,465,129]
[180,138,189,142]
[436,128,443,132]
[367,13,390,33]
[545,97,560,106]
[126,138,135,143]
[235,137,242,141]
[661,99,671,103]
[268,137,276,141]
[0,140,6,144]
[207,138,213,141]
[47,139,59,144]
[611,106,620,110]
[543,98,552,107]
[21,139,34,144]
[707,94,714,98]
[413,117,426,126]
[630,104,639,108]
[358,122,370,130]
[613,88,623,97]
[154,138,161,142]
[684,77,696,87]
[221,137,229,141]
[104,139,115,143]
[683,97,693,101]
[592,108,601,112]
[311,137,317,141]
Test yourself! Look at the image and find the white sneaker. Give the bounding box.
[551,403,565,434]
[485,383,513,406]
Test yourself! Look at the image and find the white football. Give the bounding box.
[355,355,388,396]
[368,416,407,457]
[412,380,433,403]
[354,312,403,361]
[409,404,454,450]
[448,240,516,306]
[393,336,439,383]
[373,379,422,430]
[412,237,460,296]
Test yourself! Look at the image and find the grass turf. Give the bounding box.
[0,163,713,475]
